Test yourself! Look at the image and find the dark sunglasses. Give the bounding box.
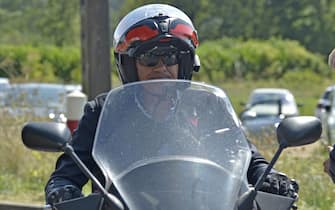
[136,53,179,67]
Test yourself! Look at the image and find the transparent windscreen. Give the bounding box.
[93,80,251,210]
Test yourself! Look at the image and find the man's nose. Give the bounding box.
[152,58,168,71]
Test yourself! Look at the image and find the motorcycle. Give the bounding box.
[21,80,322,210]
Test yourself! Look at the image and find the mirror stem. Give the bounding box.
[254,144,285,191]
[63,144,124,210]
[238,144,287,210]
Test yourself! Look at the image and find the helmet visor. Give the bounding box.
[115,18,198,53]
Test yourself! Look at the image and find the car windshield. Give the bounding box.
[322,88,333,100]
[247,103,283,116]
[92,80,251,210]
[246,89,299,116]
[249,92,293,105]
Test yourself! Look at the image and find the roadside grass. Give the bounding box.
[1,78,335,208]
[0,114,91,204]
[0,115,54,204]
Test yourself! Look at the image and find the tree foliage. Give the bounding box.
[0,0,80,46]
[1,0,335,56]
[114,0,335,56]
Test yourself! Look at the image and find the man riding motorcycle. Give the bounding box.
[45,3,298,208]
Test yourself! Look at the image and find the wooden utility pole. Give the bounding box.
[80,0,111,100]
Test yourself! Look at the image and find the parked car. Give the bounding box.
[315,85,335,145]
[240,88,300,139]
[0,77,10,106]
[315,85,335,119]
[243,88,300,116]
[2,83,78,122]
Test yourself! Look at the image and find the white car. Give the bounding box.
[316,85,335,145]
[245,88,300,116]
[315,85,335,119]
[3,83,72,122]
[240,88,300,138]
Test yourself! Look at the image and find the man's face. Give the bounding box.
[136,53,179,81]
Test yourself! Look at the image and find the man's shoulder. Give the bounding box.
[86,92,108,111]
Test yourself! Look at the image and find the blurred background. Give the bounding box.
[1,0,335,209]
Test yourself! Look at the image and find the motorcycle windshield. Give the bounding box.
[92,80,251,210]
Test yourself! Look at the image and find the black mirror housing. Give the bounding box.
[276,116,322,148]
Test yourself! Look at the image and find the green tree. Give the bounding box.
[36,0,80,46]
[2,0,335,56]
[265,0,335,54]
[0,0,80,46]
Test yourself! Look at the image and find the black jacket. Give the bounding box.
[45,92,271,202]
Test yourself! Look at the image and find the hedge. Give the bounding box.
[0,38,331,83]
[195,38,331,83]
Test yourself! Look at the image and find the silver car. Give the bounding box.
[3,83,80,122]
[316,85,335,145]
[240,88,300,139]
[315,85,335,119]
[244,88,299,116]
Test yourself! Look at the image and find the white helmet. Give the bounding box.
[113,4,200,84]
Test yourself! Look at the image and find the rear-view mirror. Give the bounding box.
[22,122,71,152]
[276,116,322,147]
